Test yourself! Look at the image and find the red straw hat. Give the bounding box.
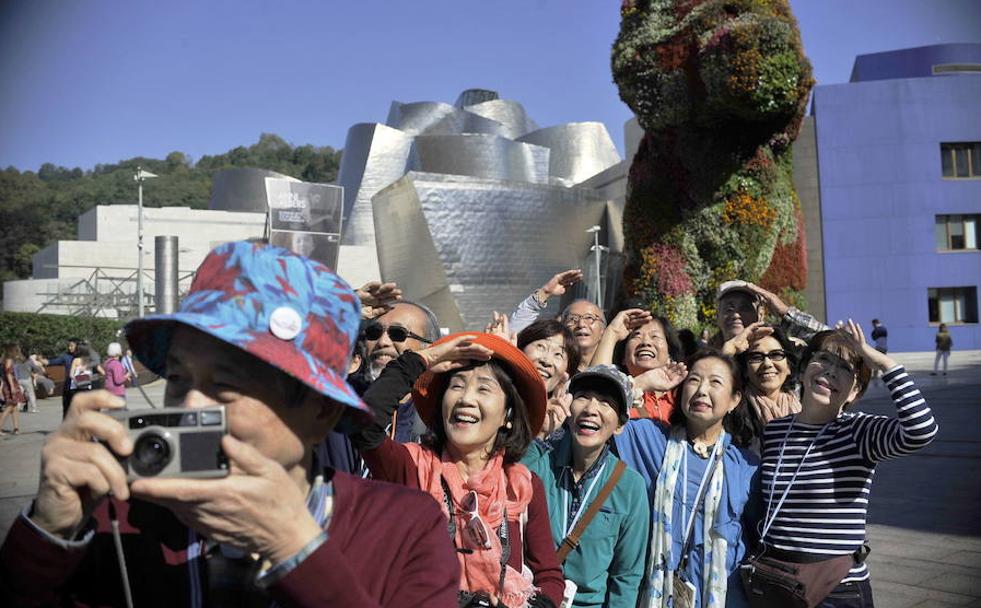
[412,332,547,436]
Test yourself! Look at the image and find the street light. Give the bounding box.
[585,225,606,310]
[134,167,158,317]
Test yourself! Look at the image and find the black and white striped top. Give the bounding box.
[760,366,938,582]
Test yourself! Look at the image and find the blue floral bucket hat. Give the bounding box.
[125,240,370,427]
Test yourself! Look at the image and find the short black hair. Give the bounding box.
[420,359,535,464]
[517,319,581,377]
[611,311,682,369]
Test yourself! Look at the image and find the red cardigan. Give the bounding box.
[0,470,459,607]
[362,437,566,606]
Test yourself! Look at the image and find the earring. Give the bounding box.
[505,421,513,429]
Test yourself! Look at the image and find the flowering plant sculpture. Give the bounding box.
[612,0,814,328]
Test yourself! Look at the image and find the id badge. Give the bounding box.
[672,571,696,608]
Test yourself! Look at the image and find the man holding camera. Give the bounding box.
[0,241,459,607]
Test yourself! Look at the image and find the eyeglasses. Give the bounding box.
[746,349,787,364]
[458,490,492,550]
[564,314,603,327]
[362,323,432,344]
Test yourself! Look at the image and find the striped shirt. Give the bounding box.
[760,366,938,582]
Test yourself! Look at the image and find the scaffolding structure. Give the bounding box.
[34,264,195,319]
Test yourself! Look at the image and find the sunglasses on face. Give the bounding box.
[458,490,492,550]
[747,349,788,364]
[362,323,432,344]
[564,314,602,327]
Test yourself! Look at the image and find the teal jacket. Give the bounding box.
[522,432,650,608]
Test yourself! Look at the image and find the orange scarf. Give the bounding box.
[404,443,537,607]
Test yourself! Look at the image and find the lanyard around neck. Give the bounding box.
[761,417,832,540]
[679,436,725,564]
[562,460,608,537]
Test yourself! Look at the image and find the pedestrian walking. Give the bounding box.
[932,323,952,376]
[9,345,37,414]
[47,338,79,418]
[0,345,25,435]
[102,342,129,401]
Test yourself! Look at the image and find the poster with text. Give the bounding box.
[266,178,343,269]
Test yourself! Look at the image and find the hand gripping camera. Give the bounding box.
[109,406,230,482]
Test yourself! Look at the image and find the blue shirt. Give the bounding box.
[615,420,761,608]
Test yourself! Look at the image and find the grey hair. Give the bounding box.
[560,299,607,324]
[397,299,441,342]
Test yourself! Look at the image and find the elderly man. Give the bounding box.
[507,268,606,373]
[0,241,458,607]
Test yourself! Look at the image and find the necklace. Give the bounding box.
[689,438,712,458]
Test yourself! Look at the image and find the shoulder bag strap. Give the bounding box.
[556,460,627,563]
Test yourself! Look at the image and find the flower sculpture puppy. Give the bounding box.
[613,0,814,328]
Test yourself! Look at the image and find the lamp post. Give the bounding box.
[134,167,158,317]
[586,225,606,310]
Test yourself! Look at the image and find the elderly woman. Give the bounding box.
[746,322,939,607]
[102,342,130,401]
[522,365,650,608]
[516,319,580,438]
[615,350,760,607]
[353,332,565,607]
[590,307,685,424]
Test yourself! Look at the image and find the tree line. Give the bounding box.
[0,134,342,295]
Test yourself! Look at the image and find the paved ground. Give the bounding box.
[1,350,979,606]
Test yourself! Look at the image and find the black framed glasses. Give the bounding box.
[362,323,432,344]
[746,349,788,364]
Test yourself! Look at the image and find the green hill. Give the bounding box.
[0,133,342,290]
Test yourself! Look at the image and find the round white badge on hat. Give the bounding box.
[269,306,303,341]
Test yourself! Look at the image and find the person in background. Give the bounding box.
[47,338,79,417]
[697,328,711,350]
[1,345,26,434]
[102,342,130,402]
[932,323,952,376]
[11,345,38,414]
[121,348,138,386]
[677,329,699,362]
[590,307,687,424]
[29,354,55,400]
[509,269,584,335]
[733,327,802,452]
[615,350,760,607]
[523,365,649,608]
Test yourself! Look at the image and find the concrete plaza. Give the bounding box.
[1,350,979,606]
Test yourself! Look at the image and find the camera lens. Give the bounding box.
[132,433,172,477]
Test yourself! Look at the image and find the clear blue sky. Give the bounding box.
[1,0,978,172]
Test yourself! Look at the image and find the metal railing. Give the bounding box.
[34,264,196,318]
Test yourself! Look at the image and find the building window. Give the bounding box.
[941,142,981,178]
[928,287,978,324]
[935,214,980,251]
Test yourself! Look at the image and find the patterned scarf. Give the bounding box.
[405,443,537,608]
[642,426,729,608]
[745,388,801,425]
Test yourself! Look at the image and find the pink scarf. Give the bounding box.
[404,443,537,607]
[746,388,802,424]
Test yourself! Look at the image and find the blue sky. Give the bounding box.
[1,0,978,172]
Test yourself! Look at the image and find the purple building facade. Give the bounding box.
[812,44,981,352]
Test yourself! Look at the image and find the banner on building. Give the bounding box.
[266,179,343,269]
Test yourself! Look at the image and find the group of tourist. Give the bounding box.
[0,241,939,608]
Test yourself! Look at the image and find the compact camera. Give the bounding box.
[109,406,230,482]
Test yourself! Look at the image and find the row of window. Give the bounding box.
[928,286,978,324]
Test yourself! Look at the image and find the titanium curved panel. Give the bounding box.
[209,168,297,213]
[336,123,413,246]
[408,135,550,184]
[517,122,622,184]
[387,101,506,137]
[462,99,538,139]
[373,172,610,331]
[455,89,499,108]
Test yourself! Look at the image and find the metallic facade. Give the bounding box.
[337,88,624,330]
[209,168,297,213]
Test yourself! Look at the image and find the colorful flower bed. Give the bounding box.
[612,0,814,329]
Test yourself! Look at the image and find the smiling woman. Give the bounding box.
[614,350,760,607]
[749,322,939,606]
[351,332,566,607]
